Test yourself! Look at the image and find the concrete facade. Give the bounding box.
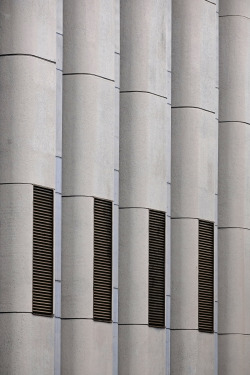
[0,1,249,374]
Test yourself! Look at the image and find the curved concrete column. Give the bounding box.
[171,0,218,374]
[218,1,250,373]
[61,1,115,374]
[0,1,56,374]
[119,1,170,373]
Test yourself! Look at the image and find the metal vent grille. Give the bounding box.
[93,198,112,322]
[198,220,214,332]
[33,186,54,316]
[149,210,165,328]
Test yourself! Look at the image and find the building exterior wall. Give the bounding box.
[0,1,249,374]
[0,1,56,374]
[218,0,250,373]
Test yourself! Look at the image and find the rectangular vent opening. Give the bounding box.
[93,198,112,322]
[149,209,165,328]
[198,220,214,332]
[33,185,54,316]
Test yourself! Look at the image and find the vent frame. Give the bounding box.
[148,209,166,328]
[198,219,214,333]
[32,185,54,317]
[93,197,113,323]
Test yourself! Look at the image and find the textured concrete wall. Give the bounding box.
[218,1,250,373]
[119,0,170,373]
[0,1,56,374]
[54,0,63,374]
[61,1,115,374]
[171,0,218,374]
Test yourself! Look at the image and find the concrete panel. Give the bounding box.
[171,108,217,220]
[115,53,120,89]
[114,88,120,171]
[55,192,62,281]
[166,0,172,73]
[56,0,63,34]
[0,0,56,61]
[113,288,118,324]
[218,123,250,229]
[166,215,171,296]
[61,197,94,318]
[0,184,32,312]
[63,0,114,79]
[114,170,119,206]
[172,0,216,112]
[218,334,246,375]
[167,104,171,184]
[0,56,56,187]
[218,228,250,334]
[54,317,61,375]
[113,323,118,375]
[171,330,215,375]
[55,281,61,318]
[120,93,168,211]
[119,325,166,375]
[56,33,63,71]
[220,0,250,18]
[120,0,168,97]
[219,17,250,123]
[55,157,62,194]
[63,75,114,200]
[113,204,119,289]
[0,313,54,375]
[115,0,120,53]
[119,208,149,324]
[61,319,113,375]
[56,69,62,157]
[171,219,199,329]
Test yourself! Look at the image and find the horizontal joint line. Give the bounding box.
[63,72,114,82]
[0,53,56,64]
[219,120,250,126]
[218,332,250,336]
[205,0,216,5]
[172,106,215,114]
[120,91,167,100]
[219,15,250,20]
[60,317,93,320]
[218,226,250,231]
[0,312,31,314]
[171,217,199,220]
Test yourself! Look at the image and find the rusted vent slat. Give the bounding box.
[33,186,53,316]
[198,220,214,332]
[149,210,165,328]
[94,198,112,322]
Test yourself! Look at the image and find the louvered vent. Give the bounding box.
[149,210,165,328]
[93,198,112,322]
[33,186,54,316]
[198,220,214,332]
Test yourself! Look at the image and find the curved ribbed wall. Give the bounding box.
[2,1,250,373]
[61,1,115,374]
[218,1,250,373]
[0,1,56,374]
[171,0,218,373]
[119,0,171,373]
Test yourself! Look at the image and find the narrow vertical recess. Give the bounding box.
[94,198,112,322]
[149,209,165,328]
[198,220,214,332]
[33,185,54,316]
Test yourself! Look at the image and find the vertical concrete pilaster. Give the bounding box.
[0,1,56,374]
[119,1,170,373]
[218,1,250,373]
[61,1,115,374]
[171,0,218,373]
